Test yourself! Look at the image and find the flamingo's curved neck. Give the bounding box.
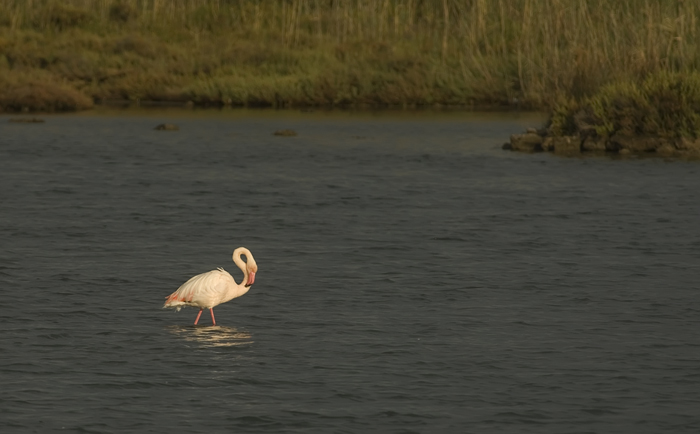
[232,248,251,287]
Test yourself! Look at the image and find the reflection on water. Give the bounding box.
[167,325,253,348]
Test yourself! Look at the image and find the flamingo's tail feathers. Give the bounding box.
[163,301,185,312]
[163,290,194,310]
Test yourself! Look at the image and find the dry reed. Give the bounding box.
[0,0,698,110]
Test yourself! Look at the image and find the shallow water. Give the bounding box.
[1,109,699,433]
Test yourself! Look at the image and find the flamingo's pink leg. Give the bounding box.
[210,308,216,326]
[194,309,203,325]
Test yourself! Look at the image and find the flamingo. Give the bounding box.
[164,247,258,326]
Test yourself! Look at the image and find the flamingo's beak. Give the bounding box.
[245,271,255,287]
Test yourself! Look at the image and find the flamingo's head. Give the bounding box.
[245,259,258,287]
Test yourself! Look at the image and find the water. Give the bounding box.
[1,109,699,433]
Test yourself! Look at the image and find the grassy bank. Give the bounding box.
[550,71,700,138]
[504,71,700,156]
[1,0,699,111]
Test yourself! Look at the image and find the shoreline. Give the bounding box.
[2,99,534,115]
[0,92,525,114]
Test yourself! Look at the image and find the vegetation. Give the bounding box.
[549,72,700,139]
[1,0,699,112]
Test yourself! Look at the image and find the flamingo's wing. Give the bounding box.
[164,269,231,308]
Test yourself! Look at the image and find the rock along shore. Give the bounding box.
[504,116,700,157]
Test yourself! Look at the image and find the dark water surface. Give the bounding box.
[1,109,699,433]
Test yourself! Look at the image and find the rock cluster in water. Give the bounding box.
[274,129,297,136]
[9,118,45,123]
[504,114,700,157]
[154,123,179,131]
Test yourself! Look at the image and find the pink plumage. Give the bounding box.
[164,247,258,325]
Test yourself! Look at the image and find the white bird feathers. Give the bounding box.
[164,247,258,325]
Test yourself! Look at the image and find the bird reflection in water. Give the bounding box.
[167,325,253,348]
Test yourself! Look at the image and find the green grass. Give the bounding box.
[1,0,699,112]
[550,71,700,138]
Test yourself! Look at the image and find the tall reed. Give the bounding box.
[0,0,698,109]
